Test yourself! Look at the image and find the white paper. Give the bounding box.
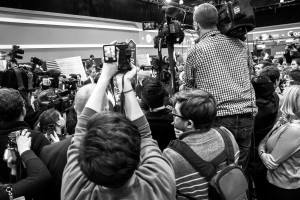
[55,56,87,79]
[0,60,6,71]
[137,54,151,66]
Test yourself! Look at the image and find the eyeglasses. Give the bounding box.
[172,108,186,119]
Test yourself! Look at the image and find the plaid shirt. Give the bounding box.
[184,30,257,116]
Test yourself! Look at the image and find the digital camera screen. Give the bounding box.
[103,45,117,63]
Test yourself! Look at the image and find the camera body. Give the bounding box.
[217,0,255,41]
[31,57,44,66]
[153,20,184,49]
[62,77,78,91]
[39,90,72,113]
[103,42,132,71]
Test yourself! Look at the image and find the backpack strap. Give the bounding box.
[12,67,25,91]
[168,140,216,180]
[213,127,235,165]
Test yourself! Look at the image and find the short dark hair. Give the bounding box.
[193,3,218,29]
[290,69,300,85]
[90,55,94,58]
[0,88,24,122]
[260,66,280,85]
[173,89,217,130]
[78,112,141,188]
[141,78,166,109]
[34,108,60,134]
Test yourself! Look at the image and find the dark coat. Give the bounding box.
[0,121,50,184]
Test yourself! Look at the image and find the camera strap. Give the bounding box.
[12,67,25,91]
[119,73,126,114]
[27,71,33,91]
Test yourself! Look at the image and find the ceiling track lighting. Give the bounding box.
[179,0,183,5]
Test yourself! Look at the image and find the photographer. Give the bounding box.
[284,43,300,65]
[0,130,52,200]
[184,3,256,169]
[0,88,51,199]
[61,61,176,199]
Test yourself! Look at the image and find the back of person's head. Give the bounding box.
[142,78,166,109]
[193,3,218,29]
[90,54,94,59]
[78,111,141,188]
[69,74,77,80]
[269,55,274,60]
[0,88,24,122]
[260,66,280,85]
[290,69,300,85]
[281,85,300,119]
[34,108,60,133]
[252,76,274,99]
[173,89,217,130]
[74,84,96,115]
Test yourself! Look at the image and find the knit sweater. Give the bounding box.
[163,127,239,200]
[61,107,176,200]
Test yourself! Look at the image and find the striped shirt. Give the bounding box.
[163,127,239,200]
[184,30,257,116]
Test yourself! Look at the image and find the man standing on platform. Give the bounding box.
[184,3,257,169]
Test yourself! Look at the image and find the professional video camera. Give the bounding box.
[62,77,78,91]
[217,0,255,41]
[103,42,131,71]
[142,6,191,95]
[38,89,73,113]
[142,6,188,49]
[8,45,24,64]
[35,68,61,89]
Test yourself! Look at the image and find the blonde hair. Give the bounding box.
[281,85,300,119]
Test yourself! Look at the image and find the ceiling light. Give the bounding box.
[179,0,183,4]
[166,0,172,3]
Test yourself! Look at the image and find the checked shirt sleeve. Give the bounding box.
[184,49,199,89]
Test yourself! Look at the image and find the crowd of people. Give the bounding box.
[1,3,300,200]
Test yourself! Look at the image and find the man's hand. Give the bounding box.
[115,64,138,90]
[16,129,31,155]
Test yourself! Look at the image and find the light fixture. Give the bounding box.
[179,0,183,5]
[166,0,172,3]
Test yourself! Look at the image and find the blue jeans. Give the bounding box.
[213,113,254,169]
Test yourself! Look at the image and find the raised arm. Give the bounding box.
[115,65,143,121]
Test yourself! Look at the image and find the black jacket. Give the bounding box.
[145,108,176,150]
[0,121,50,184]
[40,137,72,200]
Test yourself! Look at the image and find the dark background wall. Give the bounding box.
[1,0,299,28]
